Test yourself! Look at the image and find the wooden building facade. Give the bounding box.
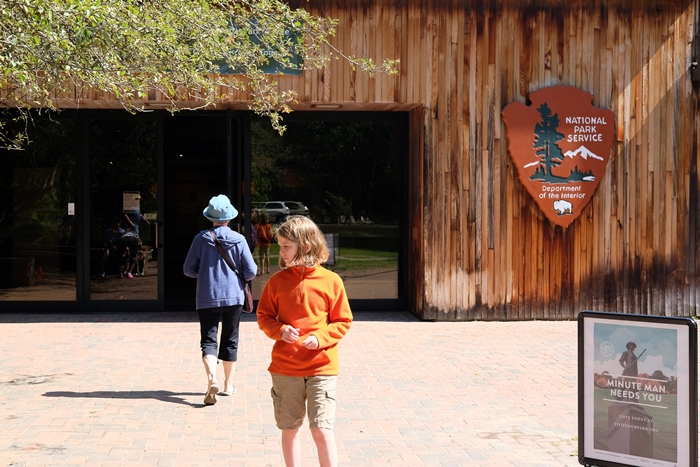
[264,0,700,320]
[5,0,700,320]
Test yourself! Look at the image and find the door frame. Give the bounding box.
[161,110,236,311]
[84,110,242,312]
[241,110,410,312]
[80,110,163,312]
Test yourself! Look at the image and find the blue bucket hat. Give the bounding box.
[203,195,238,222]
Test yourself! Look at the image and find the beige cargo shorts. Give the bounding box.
[270,374,337,430]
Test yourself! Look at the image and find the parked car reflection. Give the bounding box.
[284,201,310,217]
[255,201,310,223]
[259,201,290,223]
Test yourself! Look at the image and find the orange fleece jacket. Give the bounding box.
[257,264,353,376]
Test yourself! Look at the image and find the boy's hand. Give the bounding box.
[281,326,300,343]
[301,335,319,350]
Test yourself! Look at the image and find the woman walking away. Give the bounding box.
[183,194,257,405]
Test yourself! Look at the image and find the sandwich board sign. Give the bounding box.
[578,311,697,467]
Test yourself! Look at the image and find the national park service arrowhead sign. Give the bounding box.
[502,86,615,228]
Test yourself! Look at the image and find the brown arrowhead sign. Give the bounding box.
[502,86,615,228]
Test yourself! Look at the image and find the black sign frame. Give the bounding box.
[578,311,697,467]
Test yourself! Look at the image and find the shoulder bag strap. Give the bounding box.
[209,230,247,285]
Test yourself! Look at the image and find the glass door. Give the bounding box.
[163,114,229,310]
[0,114,77,305]
[88,118,159,303]
[248,113,407,309]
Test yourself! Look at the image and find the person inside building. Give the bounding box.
[124,210,150,236]
[100,219,125,277]
[117,229,141,279]
[248,209,259,256]
[255,211,273,275]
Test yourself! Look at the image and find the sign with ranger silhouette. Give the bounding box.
[502,86,615,228]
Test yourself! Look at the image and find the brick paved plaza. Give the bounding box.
[2,312,584,466]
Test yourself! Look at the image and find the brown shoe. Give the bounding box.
[204,384,219,405]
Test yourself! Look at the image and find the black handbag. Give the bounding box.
[209,231,254,313]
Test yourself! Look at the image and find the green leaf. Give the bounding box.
[0,0,397,149]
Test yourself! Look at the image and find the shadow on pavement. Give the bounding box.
[43,390,203,407]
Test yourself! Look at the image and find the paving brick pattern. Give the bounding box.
[0,312,589,466]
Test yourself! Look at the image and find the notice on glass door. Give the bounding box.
[123,191,141,213]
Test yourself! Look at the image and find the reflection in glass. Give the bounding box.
[89,119,158,300]
[250,119,402,300]
[0,115,77,301]
[163,115,228,310]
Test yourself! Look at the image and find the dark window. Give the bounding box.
[0,115,77,301]
[250,118,404,301]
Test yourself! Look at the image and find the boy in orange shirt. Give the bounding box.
[257,216,352,467]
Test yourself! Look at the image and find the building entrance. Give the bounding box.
[0,110,407,312]
[87,118,159,305]
[247,112,408,310]
[163,114,230,310]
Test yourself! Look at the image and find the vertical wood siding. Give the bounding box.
[57,0,700,320]
[280,0,700,320]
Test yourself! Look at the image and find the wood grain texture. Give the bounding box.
[32,0,699,320]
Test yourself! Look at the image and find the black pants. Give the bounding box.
[198,305,243,361]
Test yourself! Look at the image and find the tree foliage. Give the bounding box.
[0,0,398,148]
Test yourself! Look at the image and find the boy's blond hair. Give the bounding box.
[276,216,329,268]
